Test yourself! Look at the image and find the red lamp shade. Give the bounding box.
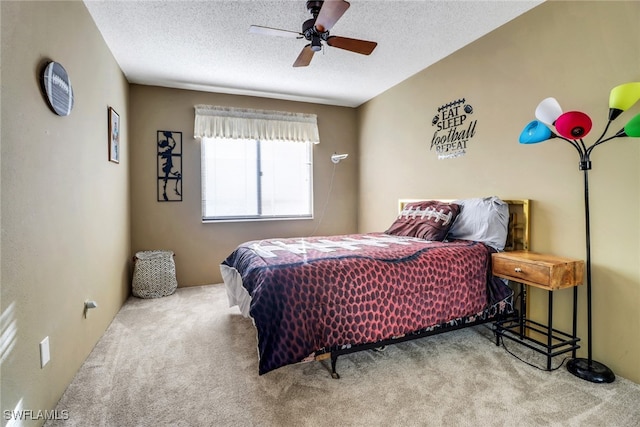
[555,111,592,139]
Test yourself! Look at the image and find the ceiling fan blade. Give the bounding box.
[326,36,377,55]
[315,0,350,32]
[293,45,315,67]
[249,25,302,39]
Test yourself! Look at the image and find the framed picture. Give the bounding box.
[108,107,120,163]
[157,130,182,202]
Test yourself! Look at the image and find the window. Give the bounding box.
[194,105,319,222]
[201,137,313,221]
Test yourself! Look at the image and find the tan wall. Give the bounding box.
[1,1,130,424]
[2,4,638,426]
[129,85,359,286]
[357,0,640,383]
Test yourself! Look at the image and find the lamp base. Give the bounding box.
[567,358,615,383]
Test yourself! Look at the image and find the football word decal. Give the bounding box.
[430,98,477,159]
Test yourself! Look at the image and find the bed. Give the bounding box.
[221,197,530,377]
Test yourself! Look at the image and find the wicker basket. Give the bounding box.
[132,250,178,298]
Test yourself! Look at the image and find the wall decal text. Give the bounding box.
[430,98,477,160]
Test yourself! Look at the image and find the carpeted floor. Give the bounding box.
[46,284,640,427]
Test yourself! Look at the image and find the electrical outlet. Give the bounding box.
[40,336,50,368]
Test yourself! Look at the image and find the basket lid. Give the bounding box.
[135,250,174,260]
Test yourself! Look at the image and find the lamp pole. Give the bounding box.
[563,137,615,383]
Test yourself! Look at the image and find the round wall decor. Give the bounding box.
[42,61,74,116]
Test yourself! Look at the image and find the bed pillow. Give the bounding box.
[447,196,509,251]
[385,201,460,241]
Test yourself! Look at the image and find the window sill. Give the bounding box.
[202,215,313,224]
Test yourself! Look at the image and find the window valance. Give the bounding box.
[194,105,320,144]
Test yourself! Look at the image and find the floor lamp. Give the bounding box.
[518,82,640,383]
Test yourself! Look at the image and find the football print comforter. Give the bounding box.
[221,233,511,374]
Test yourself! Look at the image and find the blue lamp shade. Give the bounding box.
[519,120,553,144]
[535,97,563,126]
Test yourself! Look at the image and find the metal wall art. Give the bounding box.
[108,107,120,163]
[157,130,182,202]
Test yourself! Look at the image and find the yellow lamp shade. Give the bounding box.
[609,82,640,121]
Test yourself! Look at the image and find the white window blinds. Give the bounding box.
[194,105,320,144]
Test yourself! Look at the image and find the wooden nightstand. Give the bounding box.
[492,251,585,370]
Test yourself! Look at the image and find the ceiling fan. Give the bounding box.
[249,0,378,67]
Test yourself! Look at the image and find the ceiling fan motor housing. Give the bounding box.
[303,1,329,51]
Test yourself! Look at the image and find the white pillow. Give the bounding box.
[447,196,509,251]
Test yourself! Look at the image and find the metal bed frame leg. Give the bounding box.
[330,353,340,379]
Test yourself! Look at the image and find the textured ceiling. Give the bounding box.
[84,0,543,107]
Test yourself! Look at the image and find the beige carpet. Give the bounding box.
[46,284,640,427]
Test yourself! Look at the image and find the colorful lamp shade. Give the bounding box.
[555,111,592,139]
[609,82,640,121]
[535,97,563,126]
[519,120,553,144]
[617,113,640,138]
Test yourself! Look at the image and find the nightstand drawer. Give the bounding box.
[493,256,550,286]
[491,251,584,290]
